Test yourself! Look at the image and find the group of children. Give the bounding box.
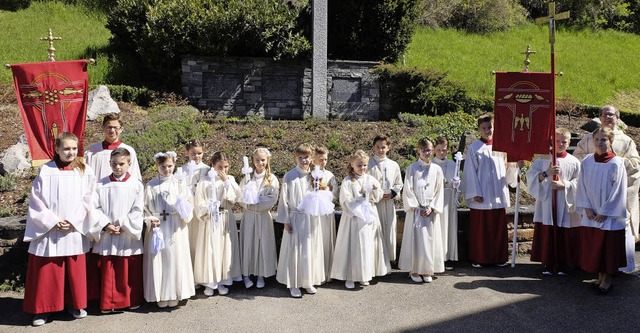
[22,112,632,326]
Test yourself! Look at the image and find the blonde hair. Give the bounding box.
[54,132,86,174]
[556,127,571,139]
[346,149,369,180]
[593,127,615,152]
[252,147,273,187]
[294,143,314,158]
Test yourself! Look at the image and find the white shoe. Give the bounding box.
[361,281,370,286]
[101,309,114,314]
[256,276,265,289]
[305,286,317,294]
[217,284,229,295]
[345,280,355,289]
[243,277,254,289]
[71,308,87,319]
[167,300,179,307]
[204,287,214,296]
[290,288,302,298]
[157,301,168,308]
[129,305,140,311]
[423,275,433,283]
[471,263,483,268]
[410,274,423,283]
[32,314,48,326]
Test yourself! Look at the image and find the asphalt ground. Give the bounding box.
[1,254,639,333]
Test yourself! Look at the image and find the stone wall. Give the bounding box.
[181,57,380,120]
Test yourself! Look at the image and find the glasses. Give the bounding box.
[105,126,122,131]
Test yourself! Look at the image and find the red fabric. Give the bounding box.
[54,159,73,171]
[468,208,508,265]
[530,222,580,268]
[86,252,102,301]
[10,60,88,165]
[493,72,555,162]
[580,227,625,274]
[23,254,87,314]
[109,172,131,182]
[98,255,144,310]
[557,151,568,159]
[480,138,493,145]
[594,151,616,163]
[102,140,122,150]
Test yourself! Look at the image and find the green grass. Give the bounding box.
[0,1,112,85]
[405,25,640,108]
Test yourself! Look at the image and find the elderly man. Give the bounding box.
[573,105,640,242]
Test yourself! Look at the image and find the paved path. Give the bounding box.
[1,256,639,332]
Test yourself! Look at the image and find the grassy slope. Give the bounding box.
[405,25,640,107]
[0,1,111,84]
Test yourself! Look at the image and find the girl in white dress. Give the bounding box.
[399,138,445,283]
[331,150,390,289]
[239,148,280,289]
[143,151,195,308]
[193,152,242,296]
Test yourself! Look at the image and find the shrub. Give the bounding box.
[373,63,492,119]
[399,111,477,152]
[0,0,31,11]
[328,0,421,62]
[420,0,527,33]
[0,173,19,192]
[107,0,311,89]
[121,105,211,174]
[95,85,156,106]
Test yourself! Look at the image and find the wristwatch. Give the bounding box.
[541,171,548,178]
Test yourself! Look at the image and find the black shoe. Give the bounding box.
[599,284,614,295]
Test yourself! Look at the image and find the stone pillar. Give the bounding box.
[312,0,328,119]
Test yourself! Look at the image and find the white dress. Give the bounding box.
[25,162,96,256]
[276,166,325,288]
[314,169,339,279]
[193,174,242,288]
[238,172,280,278]
[463,140,510,210]
[399,160,445,275]
[331,174,390,282]
[143,175,195,302]
[432,157,459,261]
[368,156,403,261]
[179,162,210,262]
[85,141,141,181]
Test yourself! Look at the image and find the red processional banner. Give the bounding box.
[492,72,555,162]
[10,60,88,166]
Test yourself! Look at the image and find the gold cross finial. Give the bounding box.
[521,45,536,72]
[40,28,62,61]
[535,1,570,45]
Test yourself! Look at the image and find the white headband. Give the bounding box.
[153,151,177,162]
[253,147,272,157]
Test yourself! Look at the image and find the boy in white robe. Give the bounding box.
[143,151,195,308]
[432,136,461,269]
[90,147,144,313]
[331,150,390,289]
[239,148,280,289]
[178,140,209,263]
[400,138,445,283]
[367,135,403,263]
[23,133,95,326]
[276,143,325,298]
[85,113,141,180]
[525,128,581,275]
[193,152,242,296]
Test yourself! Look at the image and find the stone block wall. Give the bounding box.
[181,57,380,120]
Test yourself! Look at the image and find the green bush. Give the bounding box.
[328,0,420,62]
[0,0,31,11]
[0,173,19,192]
[121,105,211,174]
[399,111,477,151]
[419,0,527,32]
[98,84,156,106]
[107,0,311,89]
[373,63,492,119]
